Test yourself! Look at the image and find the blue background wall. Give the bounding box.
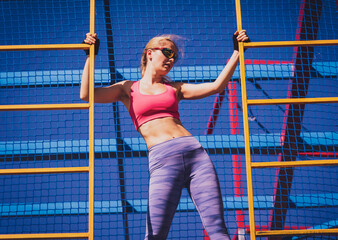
[0,0,337,239]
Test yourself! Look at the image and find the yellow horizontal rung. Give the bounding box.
[256,228,338,237]
[0,167,90,175]
[247,97,338,106]
[245,39,338,48]
[251,159,338,168]
[0,44,89,52]
[0,232,89,239]
[0,103,90,111]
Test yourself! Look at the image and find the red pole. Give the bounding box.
[204,80,246,239]
[228,80,246,233]
[205,91,225,135]
[204,91,225,239]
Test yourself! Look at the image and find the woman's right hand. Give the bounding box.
[233,30,250,52]
[83,33,100,55]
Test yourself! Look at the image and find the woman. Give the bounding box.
[81,30,249,240]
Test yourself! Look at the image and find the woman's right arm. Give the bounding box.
[80,33,127,103]
[80,56,128,103]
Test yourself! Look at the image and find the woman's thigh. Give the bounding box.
[146,153,185,239]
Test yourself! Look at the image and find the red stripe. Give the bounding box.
[205,92,225,135]
[228,81,245,228]
[227,59,293,64]
[246,225,309,232]
[298,152,338,157]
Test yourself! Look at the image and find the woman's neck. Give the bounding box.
[142,68,164,84]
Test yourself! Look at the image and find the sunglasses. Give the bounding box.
[152,47,178,62]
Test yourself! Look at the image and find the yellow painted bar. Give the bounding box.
[256,228,338,237]
[0,167,89,175]
[0,4,94,240]
[235,1,256,239]
[0,103,90,111]
[0,232,89,239]
[0,44,89,51]
[247,97,338,106]
[244,39,338,48]
[251,159,338,169]
[3,39,336,52]
[88,0,96,239]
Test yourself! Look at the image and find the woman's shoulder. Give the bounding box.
[116,80,139,97]
[168,81,184,89]
[115,80,137,88]
[110,80,136,103]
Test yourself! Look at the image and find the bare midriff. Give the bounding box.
[138,117,192,149]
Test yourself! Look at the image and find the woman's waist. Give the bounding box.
[138,117,192,148]
[145,132,193,149]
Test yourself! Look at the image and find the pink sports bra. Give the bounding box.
[128,81,180,130]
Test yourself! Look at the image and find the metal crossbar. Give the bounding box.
[0,1,96,239]
[235,0,338,239]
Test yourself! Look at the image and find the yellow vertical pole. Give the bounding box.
[234,0,256,239]
[88,0,96,239]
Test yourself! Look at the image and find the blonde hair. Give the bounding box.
[140,35,180,77]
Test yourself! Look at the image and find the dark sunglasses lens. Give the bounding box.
[162,49,173,58]
[162,48,177,61]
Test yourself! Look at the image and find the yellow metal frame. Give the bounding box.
[0,167,90,175]
[235,0,338,239]
[252,159,338,168]
[247,97,338,106]
[0,44,89,51]
[0,0,96,239]
[1,0,337,239]
[245,39,338,48]
[0,103,90,111]
[0,233,89,239]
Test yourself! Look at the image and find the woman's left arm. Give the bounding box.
[178,30,249,100]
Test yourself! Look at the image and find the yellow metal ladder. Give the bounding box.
[235,0,338,239]
[0,1,96,239]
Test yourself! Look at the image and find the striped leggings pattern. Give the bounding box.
[145,136,230,240]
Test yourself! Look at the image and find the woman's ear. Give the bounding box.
[147,49,153,62]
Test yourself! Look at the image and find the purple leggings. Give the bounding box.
[146,136,230,240]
